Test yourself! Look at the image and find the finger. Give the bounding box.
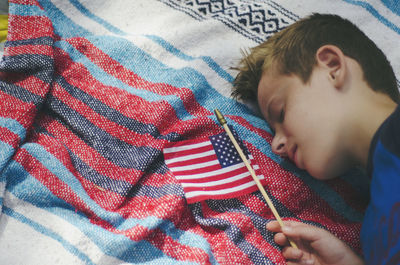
[287,260,315,265]
[266,221,282,232]
[282,248,315,265]
[267,220,305,232]
[281,223,325,243]
[274,232,289,246]
[282,246,304,260]
[267,220,305,246]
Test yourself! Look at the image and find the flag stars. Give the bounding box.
[210,132,248,168]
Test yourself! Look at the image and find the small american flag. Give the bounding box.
[163,130,265,203]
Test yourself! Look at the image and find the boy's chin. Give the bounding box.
[310,172,337,181]
[308,166,346,181]
[307,157,353,180]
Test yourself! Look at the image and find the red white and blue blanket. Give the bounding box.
[1,0,399,264]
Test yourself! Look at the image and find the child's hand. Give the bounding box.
[266,221,364,265]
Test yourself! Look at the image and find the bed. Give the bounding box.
[0,0,399,264]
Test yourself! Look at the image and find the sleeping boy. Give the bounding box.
[232,13,400,265]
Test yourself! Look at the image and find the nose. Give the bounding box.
[271,132,288,156]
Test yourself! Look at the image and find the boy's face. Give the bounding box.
[257,67,353,180]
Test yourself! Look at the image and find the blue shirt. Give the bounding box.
[361,106,400,264]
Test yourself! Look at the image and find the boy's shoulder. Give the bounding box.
[367,105,400,171]
[373,105,400,159]
[362,104,400,264]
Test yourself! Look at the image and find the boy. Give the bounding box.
[232,14,400,265]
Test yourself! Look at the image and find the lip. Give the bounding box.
[289,145,299,167]
[291,145,305,170]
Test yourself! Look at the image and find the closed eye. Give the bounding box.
[279,107,285,123]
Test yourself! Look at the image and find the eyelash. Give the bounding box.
[279,108,285,123]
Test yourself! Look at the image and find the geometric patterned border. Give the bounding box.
[158,0,299,43]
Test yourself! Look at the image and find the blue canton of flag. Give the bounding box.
[210,130,249,168]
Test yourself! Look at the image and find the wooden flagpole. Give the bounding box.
[214,109,298,249]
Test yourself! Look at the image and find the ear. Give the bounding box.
[315,45,346,89]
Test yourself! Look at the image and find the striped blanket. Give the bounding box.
[0,0,399,264]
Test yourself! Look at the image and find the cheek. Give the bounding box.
[301,135,350,180]
[284,100,344,178]
[284,99,315,135]
[283,113,311,139]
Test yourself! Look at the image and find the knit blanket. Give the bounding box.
[1,0,399,264]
